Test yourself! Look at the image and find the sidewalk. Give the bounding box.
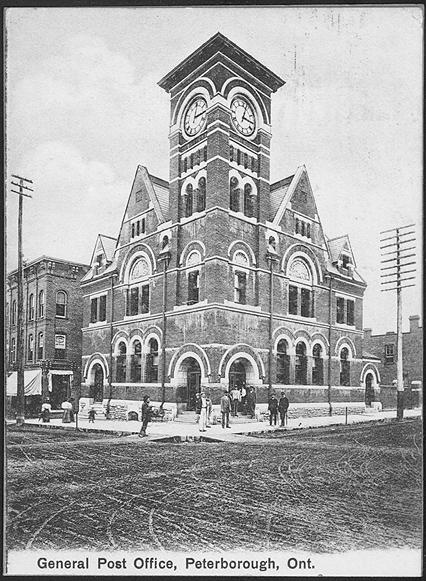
[9,408,422,442]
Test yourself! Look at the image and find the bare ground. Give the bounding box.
[6,418,422,553]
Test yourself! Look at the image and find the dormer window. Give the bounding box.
[342,254,350,270]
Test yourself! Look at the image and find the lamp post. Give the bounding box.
[266,241,279,399]
[158,239,171,405]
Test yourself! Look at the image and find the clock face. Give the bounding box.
[183,97,207,137]
[231,97,256,136]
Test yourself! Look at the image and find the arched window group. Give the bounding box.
[288,258,314,319]
[115,337,160,384]
[183,177,206,218]
[126,257,150,316]
[276,340,326,385]
[229,176,256,218]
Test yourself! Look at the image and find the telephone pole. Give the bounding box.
[11,175,33,426]
[380,223,416,420]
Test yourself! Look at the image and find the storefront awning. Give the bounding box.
[7,370,42,396]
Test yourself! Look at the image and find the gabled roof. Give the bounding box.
[81,234,118,283]
[270,175,294,219]
[158,32,285,94]
[99,235,117,262]
[151,175,169,219]
[327,234,357,268]
[271,165,308,225]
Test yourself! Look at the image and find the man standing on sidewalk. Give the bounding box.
[278,392,289,426]
[139,395,152,437]
[221,390,231,428]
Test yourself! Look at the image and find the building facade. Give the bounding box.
[364,315,423,408]
[6,256,90,415]
[80,33,380,420]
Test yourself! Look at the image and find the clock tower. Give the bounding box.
[158,33,285,306]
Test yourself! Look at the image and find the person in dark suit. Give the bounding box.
[220,390,231,428]
[278,392,289,426]
[139,395,152,437]
[268,394,279,426]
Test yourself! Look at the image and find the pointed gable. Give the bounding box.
[272,165,320,225]
[81,234,117,282]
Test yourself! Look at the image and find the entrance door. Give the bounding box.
[186,359,201,410]
[229,360,246,390]
[365,373,374,406]
[92,364,104,403]
[51,375,69,409]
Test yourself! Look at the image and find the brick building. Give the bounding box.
[6,256,90,415]
[80,33,380,420]
[364,315,423,408]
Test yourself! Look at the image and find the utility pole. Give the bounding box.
[380,224,416,421]
[11,175,33,426]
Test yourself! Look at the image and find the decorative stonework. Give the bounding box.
[289,259,311,282]
[130,258,150,281]
[234,251,249,267]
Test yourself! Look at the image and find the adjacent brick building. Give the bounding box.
[6,256,90,415]
[364,315,423,408]
[80,33,380,420]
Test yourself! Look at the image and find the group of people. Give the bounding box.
[38,398,77,423]
[268,392,290,426]
[229,385,257,418]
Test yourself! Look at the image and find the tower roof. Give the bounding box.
[158,32,285,93]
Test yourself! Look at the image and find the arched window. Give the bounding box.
[131,340,142,382]
[27,334,34,362]
[37,332,44,360]
[28,294,34,321]
[56,291,67,317]
[38,290,45,318]
[162,235,170,251]
[146,338,159,383]
[229,177,240,212]
[12,300,17,325]
[197,177,206,212]
[187,251,201,305]
[276,339,290,384]
[184,184,193,217]
[243,183,254,217]
[340,347,350,386]
[312,344,324,385]
[116,342,127,382]
[295,342,307,385]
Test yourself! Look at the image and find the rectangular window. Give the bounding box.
[384,344,395,364]
[288,285,298,315]
[301,288,311,318]
[90,298,98,323]
[141,285,150,313]
[130,287,139,316]
[188,271,199,304]
[99,295,107,322]
[347,300,355,326]
[131,223,135,238]
[141,218,146,234]
[136,221,140,236]
[235,272,246,304]
[54,334,66,360]
[336,297,345,324]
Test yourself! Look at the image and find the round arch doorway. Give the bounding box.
[229,359,247,390]
[90,363,104,403]
[365,372,375,406]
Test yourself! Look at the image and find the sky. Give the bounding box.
[5,6,423,334]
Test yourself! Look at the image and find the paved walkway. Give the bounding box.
[9,408,422,443]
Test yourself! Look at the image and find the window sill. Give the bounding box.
[173,299,207,312]
[55,315,67,319]
[286,313,317,322]
[124,313,151,320]
[335,322,356,330]
[89,321,108,327]
[180,211,206,225]
[224,300,261,312]
[228,210,256,224]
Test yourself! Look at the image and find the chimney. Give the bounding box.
[409,315,420,333]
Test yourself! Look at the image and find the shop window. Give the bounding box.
[28,294,34,321]
[234,272,247,304]
[131,340,142,382]
[146,338,159,383]
[295,342,307,385]
[229,177,240,212]
[38,290,44,318]
[56,291,67,317]
[340,347,350,386]
[27,334,34,362]
[116,342,127,382]
[312,344,324,385]
[54,334,67,360]
[37,332,44,360]
[276,339,290,384]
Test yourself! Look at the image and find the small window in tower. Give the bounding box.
[307,223,311,238]
[301,221,306,237]
[203,145,207,162]
[243,183,254,218]
[196,149,201,166]
[190,153,194,169]
[229,177,240,212]
[244,153,248,169]
[230,145,234,162]
[197,177,206,212]
[237,149,241,166]
[136,221,140,236]
[187,271,200,305]
[141,218,146,234]
[185,184,193,217]
[295,218,299,234]
[234,272,247,304]
[131,223,135,238]
[183,158,188,173]
[251,157,256,172]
